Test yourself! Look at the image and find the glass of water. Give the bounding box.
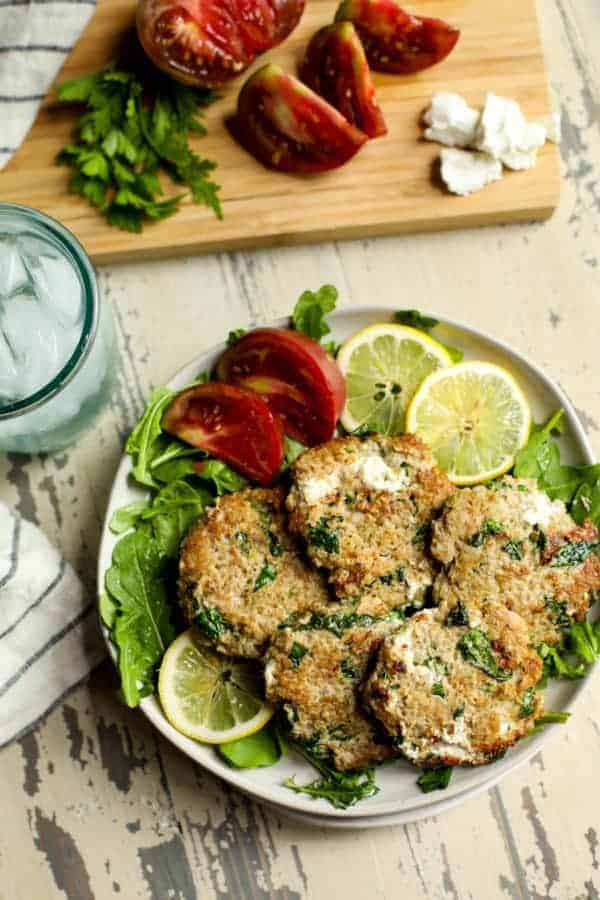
[0,204,116,453]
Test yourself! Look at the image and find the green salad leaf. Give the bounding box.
[514,410,600,518]
[417,766,453,793]
[105,527,175,707]
[293,285,338,344]
[394,309,463,363]
[284,746,379,810]
[282,436,306,470]
[194,459,248,495]
[126,387,175,487]
[218,722,285,769]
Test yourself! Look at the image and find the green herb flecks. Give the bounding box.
[340,659,358,680]
[268,531,283,557]
[308,517,341,555]
[294,609,404,638]
[453,707,464,719]
[56,67,221,232]
[457,629,512,682]
[469,520,504,547]
[432,682,446,698]
[254,561,278,592]
[417,766,453,793]
[235,530,250,556]
[503,540,524,561]
[194,606,231,642]
[445,601,470,628]
[413,522,431,546]
[519,687,537,718]
[550,541,598,568]
[289,642,308,668]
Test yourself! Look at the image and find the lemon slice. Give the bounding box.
[337,324,454,434]
[158,629,273,744]
[405,361,531,485]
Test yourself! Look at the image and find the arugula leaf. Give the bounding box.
[535,712,570,726]
[145,480,212,557]
[394,310,463,363]
[56,67,221,231]
[282,436,306,470]
[126,387,175,487]
[104,526,175,707]
[99,592,118,629]
[227,328,246,347]
[417,766,453,793]
[109,501,150,534]
[194,459,248,495]
[218,723,283,769]
[457,629,512,681]
[285,745,379,810]
[293,285,338,343]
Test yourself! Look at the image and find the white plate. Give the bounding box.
[98,306,597,826]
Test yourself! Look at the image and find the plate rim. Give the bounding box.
[97,304,596,823]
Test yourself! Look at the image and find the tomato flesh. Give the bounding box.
[215,328,346,445]
[162,383,284,485]
[137,0,306,88]
[236,63,368,172]
[335,0,460,75]
[300,22,386,139]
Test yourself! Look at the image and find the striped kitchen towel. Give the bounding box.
[0,0,96,172]
[0,502,105,747]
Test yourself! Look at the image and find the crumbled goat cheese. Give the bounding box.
[440,149,503,197]
[522,492,564,528]
[423,92,480,148]
[350,454,410,492]
[302,473,340,503]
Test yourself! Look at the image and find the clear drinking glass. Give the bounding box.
[0,204,116,453]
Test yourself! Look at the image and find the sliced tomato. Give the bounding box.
[137,0,306,88]
[335,0,460,75]
[236,63,368,172]
[300,22,387,139]
[162,383,284,485]
[215,328,346,445]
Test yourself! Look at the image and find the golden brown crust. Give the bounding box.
[178,487,329,658]
[286,434,455,615]
[431,477,600,645]
[363,603,544,768]
[265,617,399,771]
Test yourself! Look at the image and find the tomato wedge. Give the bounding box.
[300,22,387,139]
[215,328,346,445]
[162,383,284,485]
[335,0,460,75]
[236,63,368,172]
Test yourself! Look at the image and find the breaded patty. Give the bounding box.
[431,477,600,645]
[265,611,403,771]
[286,435,455,616]
[363,601,543,768]
[178,487,329,658]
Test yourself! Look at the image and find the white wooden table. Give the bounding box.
[1,2,599,897]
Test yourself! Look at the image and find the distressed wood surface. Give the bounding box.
[0,0,560,262]
[1,1,600,897]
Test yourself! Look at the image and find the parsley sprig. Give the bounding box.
[56,67,221,232]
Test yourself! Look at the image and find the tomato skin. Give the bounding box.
[137,0,306,88]
[335,0,460,75]
[162,383,284,485]
[300,23,387,139]
[215,328,346,445]
[236,63,368,172]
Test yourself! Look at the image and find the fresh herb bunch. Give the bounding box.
[56,66,221,232]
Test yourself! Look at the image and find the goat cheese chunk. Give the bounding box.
[475,93,528,158]
[538,112,562,144]
[424,92,480,148]
[440,148,503,196]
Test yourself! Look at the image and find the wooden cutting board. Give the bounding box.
[0,0,559,264]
